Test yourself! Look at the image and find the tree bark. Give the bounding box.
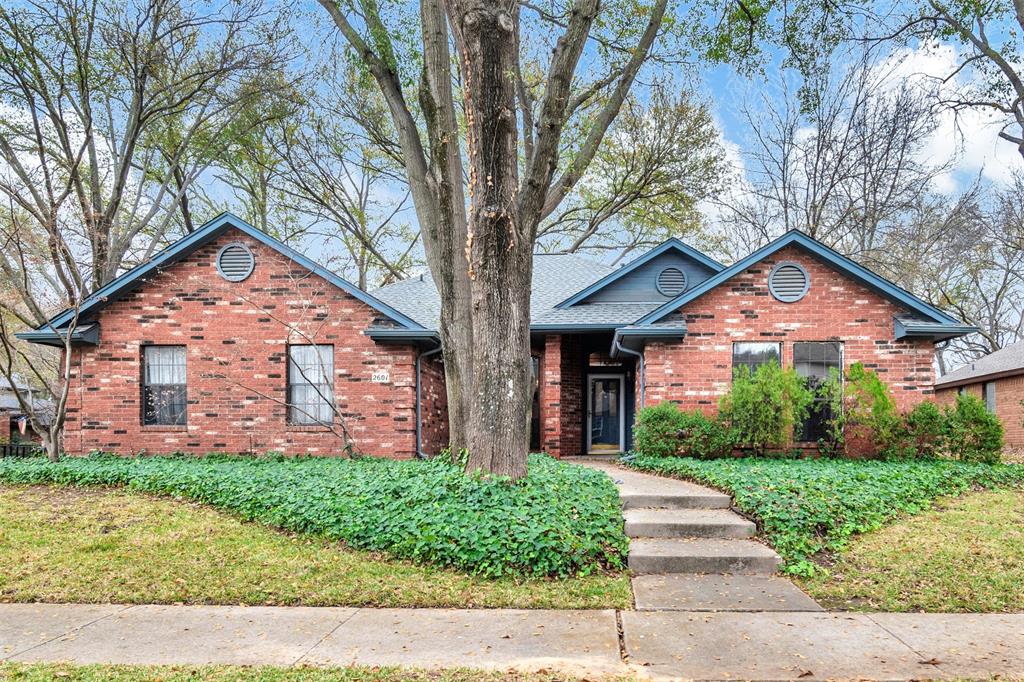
[445,0,532,478]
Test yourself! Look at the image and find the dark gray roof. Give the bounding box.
[936,341,1024,386]
[374,253,639,330]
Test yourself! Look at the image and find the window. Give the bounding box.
[793,342,843,442]
[732,342,781,377]
[983,382,996,413]
[142,346,187,426]
[288,345,334,425]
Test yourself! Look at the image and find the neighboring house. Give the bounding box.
[935,342,1024,451]
[20,213,974,457]
[0,374,53,443]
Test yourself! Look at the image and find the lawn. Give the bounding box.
[799,488,1024,612]
[625,454,1024,576]
[0,663,634,681]
[0,453,627,579]
[0,485,630,609]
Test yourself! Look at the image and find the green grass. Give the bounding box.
[0,453,628,579]
[0,485,630,609]
[625,455,1024,575]
[0,663,635,681]
[799,488,1024,611]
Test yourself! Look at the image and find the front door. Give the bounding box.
[587,374,624,454]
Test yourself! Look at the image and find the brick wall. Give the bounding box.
[540,334,584,456]
[419,352,449,456]
[935,376,1024,452]
[64,228,421,457]
[645,245,937,414]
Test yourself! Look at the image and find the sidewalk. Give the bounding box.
[3,603,1024,680]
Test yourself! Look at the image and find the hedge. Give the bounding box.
[0,453,628,579]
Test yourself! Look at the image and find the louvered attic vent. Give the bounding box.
[656,267,687,296]
[216,242,255,282]
[768,262,809,302]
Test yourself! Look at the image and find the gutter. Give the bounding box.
[415,345,444,459]
[613,337,645,409]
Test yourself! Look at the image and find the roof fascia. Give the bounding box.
[638,231,964,326]
[554,238,724,309]
[43,213,423,332]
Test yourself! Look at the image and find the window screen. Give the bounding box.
[793,342,843,442]
[288,345,334,425]
[142,346,187,426]
[732,342,781,377]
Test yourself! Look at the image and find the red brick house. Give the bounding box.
[21,213,974,457]
[934,342,1024,453]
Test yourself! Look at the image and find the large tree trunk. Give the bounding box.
[446,0,533,478]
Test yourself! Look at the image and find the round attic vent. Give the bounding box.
[768,262,809,302]
[216,242,255,282]
[656,267,687,296]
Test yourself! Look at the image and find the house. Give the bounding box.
[0,375,53,443]
[934,341,1024,451]
[20,213,974,457]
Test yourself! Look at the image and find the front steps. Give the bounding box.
[579,462,783,576]
[624,508,756,539]
[628,538,782,574]
[573,460,815,612]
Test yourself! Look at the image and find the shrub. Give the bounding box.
[0,453,628,579]
[842,362,901,458]
[901,400,947,459]
[719,362,813,455]
[627,454,1024,575]
[945,393,1004,464]
[634,401,687,457]
[634,402,735,459]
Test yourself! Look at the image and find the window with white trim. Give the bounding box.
[142,346,187,426]
[287,345,335,425]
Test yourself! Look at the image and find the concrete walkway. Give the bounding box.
[3,604,1024,680]
[575,459,819,612]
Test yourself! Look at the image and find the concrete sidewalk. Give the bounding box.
[3,604,1024,680]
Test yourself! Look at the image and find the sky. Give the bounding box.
[708,40,1024,198]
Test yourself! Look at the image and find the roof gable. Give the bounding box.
[41,212,424,332]
[636,230,964,326]
[555,238,724,309]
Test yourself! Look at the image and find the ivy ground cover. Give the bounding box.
[626,455,1024,576]
[0,453,628,579]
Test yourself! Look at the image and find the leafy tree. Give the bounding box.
[315,0,676,477]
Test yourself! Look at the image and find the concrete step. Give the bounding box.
[624,509,755,539]
[620,492,731,511]
[628,538,781,575]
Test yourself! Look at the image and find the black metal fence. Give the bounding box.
[0,443,41,458]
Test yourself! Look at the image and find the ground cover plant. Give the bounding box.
[0,486,631,609]
[625,455,1024,576]
[0,453,628,579]
[798,488,1024,611]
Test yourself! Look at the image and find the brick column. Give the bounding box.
[541,335,563,455]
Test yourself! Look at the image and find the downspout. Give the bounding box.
[415,345,443,459]
[613,337,645,409]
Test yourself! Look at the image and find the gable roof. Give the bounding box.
[636,230,966,327]
[935,341,1024,387]
[35,212,424,333]
[374,252,633,331]
[554,238,724,309]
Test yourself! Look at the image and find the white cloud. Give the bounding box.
[870,42,1023,191]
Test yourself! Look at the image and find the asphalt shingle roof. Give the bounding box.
[373,253,652,330]
[936,341,1024,386]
